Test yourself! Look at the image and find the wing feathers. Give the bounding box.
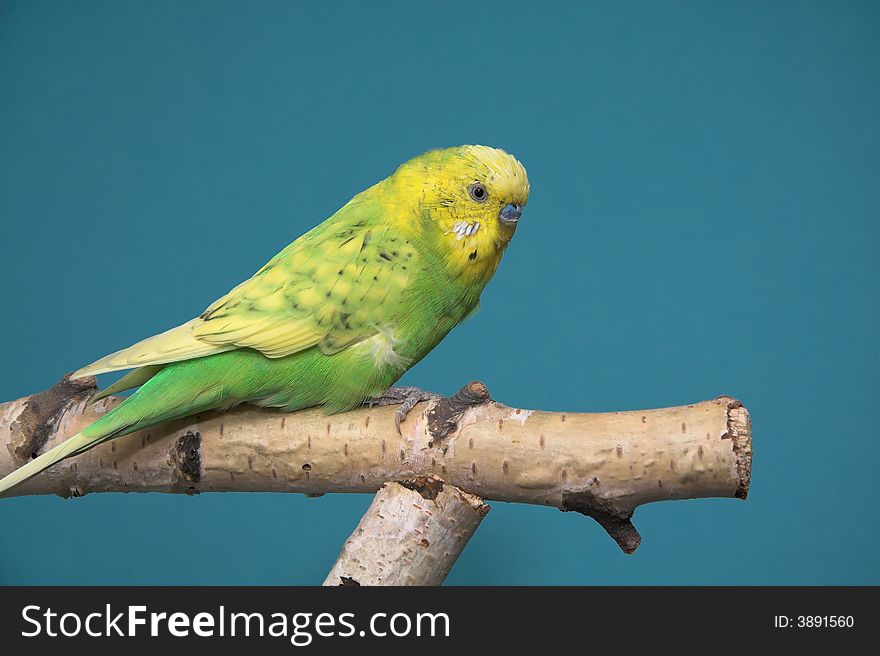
[72,211,417,380]
[90,365,165,401]
[71,320,234,378]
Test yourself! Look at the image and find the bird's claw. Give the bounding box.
[368,386,442,434]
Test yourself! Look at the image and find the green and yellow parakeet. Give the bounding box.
[0,145,529,495]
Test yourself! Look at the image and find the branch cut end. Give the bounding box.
[717,396,752,500]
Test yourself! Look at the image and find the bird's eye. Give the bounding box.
[468,182,488,203]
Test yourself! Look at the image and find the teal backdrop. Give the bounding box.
[1,0,878,585]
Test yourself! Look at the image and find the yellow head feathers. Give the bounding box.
[382,145,529,280]
[390,144,529,208]
[460,144,530,208]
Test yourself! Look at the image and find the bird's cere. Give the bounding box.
[499,203,523,225]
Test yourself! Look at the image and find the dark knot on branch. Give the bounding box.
[427,381,491,445]
[8,373,97,465]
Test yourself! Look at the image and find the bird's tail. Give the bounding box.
[0,428,110,495]
[0,352,247,497]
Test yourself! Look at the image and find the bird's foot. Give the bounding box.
[368,386,442,434]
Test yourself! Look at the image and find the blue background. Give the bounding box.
[1,0,877,585]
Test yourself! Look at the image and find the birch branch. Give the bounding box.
[0,376,752,553]
[323,475,488,586]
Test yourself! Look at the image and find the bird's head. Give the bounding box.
[384,145,530,278]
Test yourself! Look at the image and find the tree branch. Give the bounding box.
[323,475,488,586]
[0,376,751,553]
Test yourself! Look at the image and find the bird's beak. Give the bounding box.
[499,203,522,226]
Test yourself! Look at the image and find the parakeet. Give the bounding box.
[0,145,529,495]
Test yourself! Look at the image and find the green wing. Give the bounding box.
[194,222,415,356]
[73,213,417,378]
